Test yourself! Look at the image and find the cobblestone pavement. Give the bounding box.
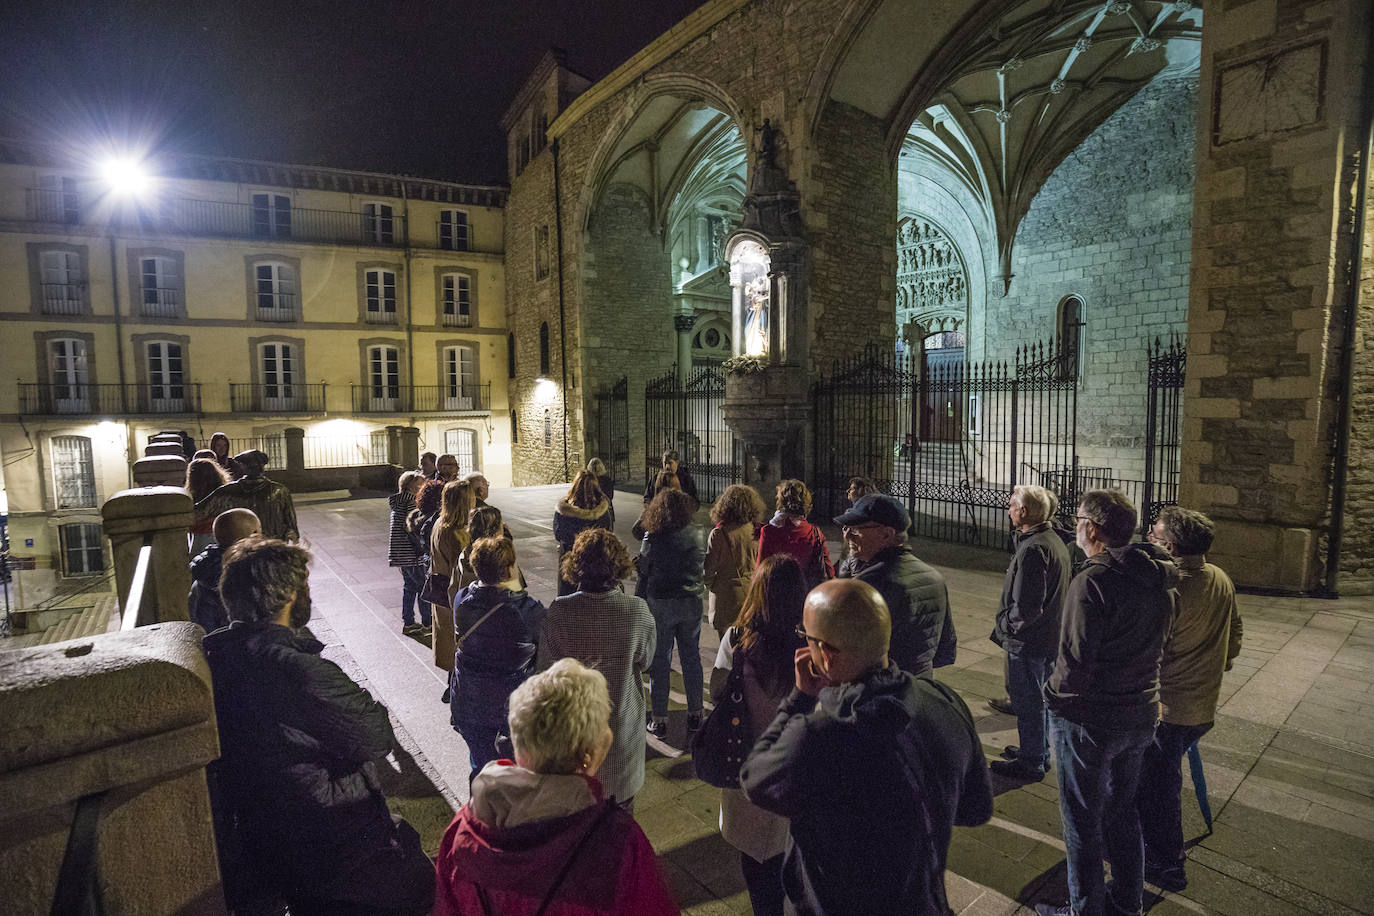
[296,486,1374,915]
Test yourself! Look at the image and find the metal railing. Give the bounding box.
[41,283,86,315]
[254,294,299,322]
[349,383,491,414]
[303,435,388,468]
[18,383,201,416]
[363,308,398,325]
[138,288,183,317]
[228,383,327,414]
[441,310,473,327]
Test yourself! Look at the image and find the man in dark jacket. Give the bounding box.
[990,484,1071,781]
[203,538,434,915]
[188,508,260,633]
[741,579,993,916]
[196,448,299,541]
[642,448,700,507]
[834,493,957,678]
[1036,490,1178,916]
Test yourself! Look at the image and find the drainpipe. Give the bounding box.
[552,138,570,481]
[109,234,133,487]
[1323,29,1374,596]
[401,182,417,428]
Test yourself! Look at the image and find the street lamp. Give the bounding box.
[99,156,152,196]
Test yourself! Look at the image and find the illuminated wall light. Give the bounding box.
[100,157,152,196]
[534,378,558,403]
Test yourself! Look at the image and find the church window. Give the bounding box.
[1058,296,1085,380]
[539,322,551,377]
[507,333,516,378]
[534,225,551,280]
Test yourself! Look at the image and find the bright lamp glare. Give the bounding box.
[100,157,151,196]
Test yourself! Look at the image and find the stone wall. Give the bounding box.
[1339,163,1374,593]
[983,77,1197,479]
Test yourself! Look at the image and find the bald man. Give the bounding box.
[740,580,993,916]
[189,509,262,633]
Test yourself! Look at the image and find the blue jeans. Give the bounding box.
[399,565,431,627]
[1007,652,1053,769]
[647,595,704,718]
[1137,720,1212,865]
[1050,713,1154,916]
[454,721,503,786]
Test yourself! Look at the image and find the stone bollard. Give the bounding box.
[102,487,193,628]
[133,455,188,487]
[284,427,305,473]
[398,426,420,470]
[0,622,226,914]
[145,441,186,458]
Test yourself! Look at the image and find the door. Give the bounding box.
[368,345,400,411]
[147,341,185,412]
[260,342,299,410]
[49,338,89,412]
[443,346,475,410]
[920,341,964,443]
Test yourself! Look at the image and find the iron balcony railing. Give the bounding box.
[255,294,299,322]
[363,307,399,325]
[350,383,491,414]
[41,283,87,315]
[229,383,327,414]
[138,287,183,317]
[18,383,202,416]
[26,188,411,249]
[441,310,473,327]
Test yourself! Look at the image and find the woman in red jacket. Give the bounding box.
[757,479,834,591]
[434,659,679,916]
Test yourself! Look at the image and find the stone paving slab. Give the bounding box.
[295,488,1374,915]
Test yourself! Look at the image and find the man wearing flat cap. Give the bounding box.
[834,493,957,678]
[196,449,299,542]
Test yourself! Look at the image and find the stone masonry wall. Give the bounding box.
[985,77,1198,479]
[1340,164,1374,593]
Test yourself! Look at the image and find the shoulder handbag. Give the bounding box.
[420,569,451,607]
[690,628,753,788]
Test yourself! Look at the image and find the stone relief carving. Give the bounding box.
[896,218,967,335]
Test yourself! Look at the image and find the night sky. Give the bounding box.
[0,0,709,186]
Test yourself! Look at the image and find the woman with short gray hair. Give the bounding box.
[433,659,679,915]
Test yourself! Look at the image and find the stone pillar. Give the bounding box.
[674,314,697,383]
[1181,0,1373,591]
[284,427,305,473]
[0,623,225,914]
[132,456,187,487]
[101,486,193,627]
[144,442,185,458]
[397,426,421,470]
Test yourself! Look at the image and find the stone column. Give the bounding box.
[1181,0,1373,591]
[284,427,305,473]
[144,442,185,458]
[674,314,697,383]
[397,426,421,469]
[101,486,193,627]
[132,456,187,487]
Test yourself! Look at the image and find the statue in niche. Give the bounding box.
[744,275,770,357]
[757,119,779,169]
[710,217,726,267]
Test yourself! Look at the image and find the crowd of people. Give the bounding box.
[178,439,1241,916]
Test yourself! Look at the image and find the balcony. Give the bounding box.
[138,287,183,318]
[19,383,202,416]
[440,310,473,328]
[229,383,327,414]
[350,383,491,414]
[41,282,87,315]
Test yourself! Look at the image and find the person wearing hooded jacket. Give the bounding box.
[1035,489,1180,916]
[434,659,678,916]
[740,579,993,916]
[553,471,613,596]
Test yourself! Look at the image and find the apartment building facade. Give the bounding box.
[0,142,509,607]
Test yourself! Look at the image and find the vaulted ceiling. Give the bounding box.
[901,0,1202,294]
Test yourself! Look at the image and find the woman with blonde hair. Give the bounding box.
[553,471,612,596]
[703,484,766,636]
[428,479,476,680]
[586,456,616,523]
[757,479,833,590]
[434,659,678,915]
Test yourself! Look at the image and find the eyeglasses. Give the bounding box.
[1075,514,1092,522]
[842,522,884,533]
[795,625,841,652]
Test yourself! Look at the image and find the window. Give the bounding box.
[38,175,80,223]
[534,225,551,280]
[444,428,477,470]
[533,112,549,155]
[60,523,105,576]
[146,341,185,411]
[40,250,84,315]
[48,338,89,412]
[539,322,551,377]
[259,342,299,410]
[543,410,552,448]
[439,209,470,251]
[1058,296,1085,380]
[363,202,395,244]
[443,345,476,409]
[511,410,518,444]
[140,256,180,316]
[255,262,297,320]
[441,273,472,326]
[367,344,401,409]
[52,436,96,509]
[252,193,291,239]
[507,333,516,378]
[365,269,397,323]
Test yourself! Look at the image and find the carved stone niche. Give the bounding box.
[721,119,811,496]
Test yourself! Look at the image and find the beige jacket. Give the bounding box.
[1159,555,1243,726]
[703,523,758,634]
[429,524,470,672]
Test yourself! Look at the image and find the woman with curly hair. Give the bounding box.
[637,488,708,739]
[186,457,230,555]
[709,555,808,915]
[757,479,834,591]
[553,471,612,596]
[539,529,656,808]
[703,484,766,636]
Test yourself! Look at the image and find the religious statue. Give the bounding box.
[744,274,770,357]
[196,449,299,541]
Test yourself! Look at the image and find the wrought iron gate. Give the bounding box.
[593,376,630,484]
[813,339,1080,548]
[1142,335,1185,532]
[644,365,740,505]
